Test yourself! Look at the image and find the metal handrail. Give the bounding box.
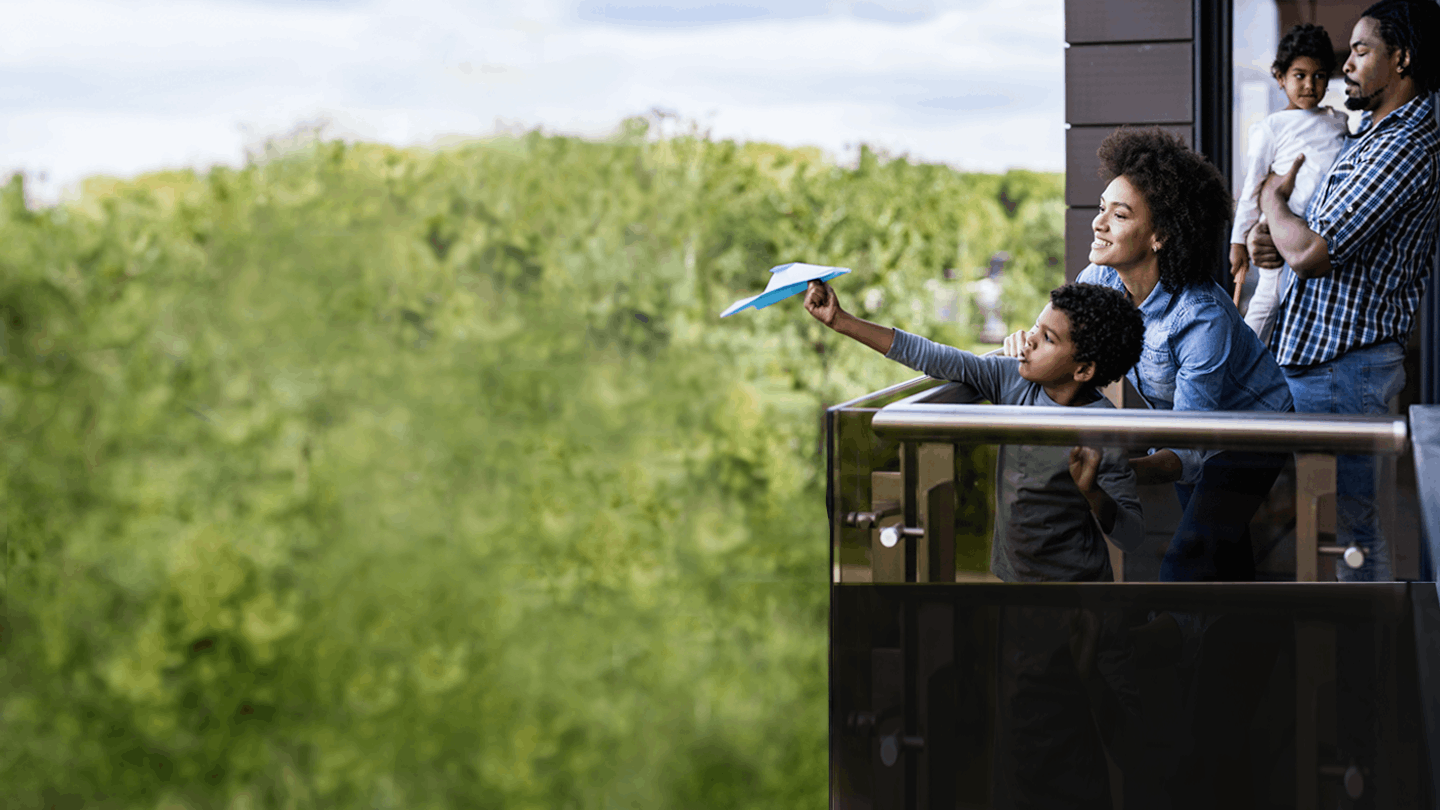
[870,403,1408,455]
[828,375,946,412]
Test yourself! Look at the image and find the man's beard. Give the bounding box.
[1344,81,1382,111]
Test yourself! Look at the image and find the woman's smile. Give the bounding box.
[1089,175,1159,272]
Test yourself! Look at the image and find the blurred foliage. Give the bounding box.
[0,118,1063,809]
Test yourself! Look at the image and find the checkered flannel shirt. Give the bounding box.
[1271,92,1440,368]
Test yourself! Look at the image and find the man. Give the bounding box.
[1250,0,1440,582]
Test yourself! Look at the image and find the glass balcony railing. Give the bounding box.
[826,380,1440,809]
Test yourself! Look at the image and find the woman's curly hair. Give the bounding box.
[1097,127,1233,294]
[1273,23,1337,78]
[1050,282,1144,389]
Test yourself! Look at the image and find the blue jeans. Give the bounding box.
[1161,450,1287,582]
[1282,341,1404,582]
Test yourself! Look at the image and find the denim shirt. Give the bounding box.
[1078,264,1294,484]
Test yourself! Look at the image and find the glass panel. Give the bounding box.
[832,582,1434,808]
[826,391,1440,803]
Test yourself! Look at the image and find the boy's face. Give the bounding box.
[1017,303,1093,388]
[1278,55,1329,110]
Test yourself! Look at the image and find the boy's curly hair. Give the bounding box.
[1050,282,1144,389]
[1273,23,1337,78]
[1097,127,1232,294]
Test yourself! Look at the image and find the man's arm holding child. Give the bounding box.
[1255,154,1333,278]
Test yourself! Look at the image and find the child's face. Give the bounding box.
[1017,303,1089,388]
[1278,55,1329,111]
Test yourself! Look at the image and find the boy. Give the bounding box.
[807,278,1147,806]
[1230,23,1348,340]
[803,279,1145,581]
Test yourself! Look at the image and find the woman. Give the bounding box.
[1006,127,1293,582]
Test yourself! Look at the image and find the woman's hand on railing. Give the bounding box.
[1001,328,1031,358]
[1128,449,1182,485]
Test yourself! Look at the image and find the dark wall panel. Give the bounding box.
[1065,124,1193,206]
[1065,42,1193,125]
[1065,0,1192,43]
[1063,1,1197,291]
[1065,207,1098,283]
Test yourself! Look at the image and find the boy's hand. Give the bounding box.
[1068,446,1101,493]
[1001,328,1032,358]
[1229,243,1250,308]
[804,280,841,326]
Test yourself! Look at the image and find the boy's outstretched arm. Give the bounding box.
[804,280,894,354]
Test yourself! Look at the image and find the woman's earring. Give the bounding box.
[1152,244,1161,253]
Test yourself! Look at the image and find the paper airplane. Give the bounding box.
[720,262,852,317]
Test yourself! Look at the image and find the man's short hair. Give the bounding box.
[1049,282,1144,390]
[1362,0,1440,94]
[1273,23,1338,78]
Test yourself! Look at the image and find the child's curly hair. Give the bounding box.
[1097,127,1232,295]
[1050,282,1144,389]
[1273,23,1337,78]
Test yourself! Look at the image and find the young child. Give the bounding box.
[1230,23,1349,341]
[804,279,1145,582]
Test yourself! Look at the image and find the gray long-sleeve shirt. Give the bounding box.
[886,329,1143,582]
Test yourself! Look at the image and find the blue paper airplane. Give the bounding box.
[720,262,852,317]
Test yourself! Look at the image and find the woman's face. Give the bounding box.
[1090,175,1159,272]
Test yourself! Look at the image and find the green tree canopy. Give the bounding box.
[1,126,1062,809]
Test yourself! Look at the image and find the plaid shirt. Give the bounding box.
[1271,92,1440,368]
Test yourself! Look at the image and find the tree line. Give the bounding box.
[1,120,1063,808]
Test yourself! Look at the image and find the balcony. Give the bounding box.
[826,378,1440,808]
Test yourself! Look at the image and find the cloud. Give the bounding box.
[851,0,934,24]
[574,1,824,26]
[570,0,942,27]
[915,94,1015,112]
[2,0,1064,202]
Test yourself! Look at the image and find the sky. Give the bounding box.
[1,0,1065,203]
